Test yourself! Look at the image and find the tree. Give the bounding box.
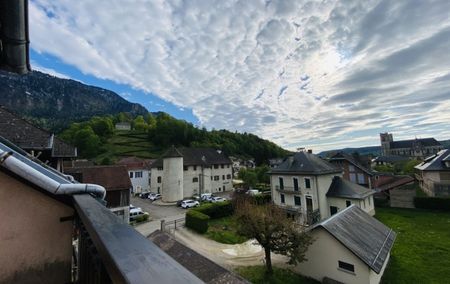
[73,126,101,158]
[238,168,257,187]
[235,199,313,275]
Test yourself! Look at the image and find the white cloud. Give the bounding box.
[29,0,450,151]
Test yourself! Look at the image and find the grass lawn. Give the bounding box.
[236,266,319,284]
[205,216,248,244]
[376,207,450,283]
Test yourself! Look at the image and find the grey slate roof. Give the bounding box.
[372,155,410,163]
[329,152,373,175]
[390,138,441,149]
[0,106,77,157]
[269,151,341,175]
[148,230,248,284]
[313,205,396,274]
[327,176,375,199]
[162,146,183,158]
[415,149,450,172]
[152,147,232,167]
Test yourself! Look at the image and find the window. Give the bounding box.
[348,165,355,172]
[129,172,134,178]
[135,171,142,178]
[330,206,338,215]
[157,167,163,171]
[304,178,311,189]
[363,199,366,208]
[193,166,197,171]
[214,164,219,169]
[226,174,231,179]
[184,166,188,171]
[222,175,225,180]
[338,261,355,273]
[349,173,357,183]
[294,196,301,206]
[214,175,220,181]
[357,173,365,184]
[368,196,371,206]
[293,178,299,191]
[280,193,285,204]
[346,200,351,207]
[227,164,230,168]
[223,185,225,191]
[221,164,224,168]
[157,176,161,183]
[193,177,199,183]
[279,177,284,190]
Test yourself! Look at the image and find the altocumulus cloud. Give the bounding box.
[29,0,450,151]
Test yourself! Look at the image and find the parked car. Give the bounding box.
[129,204,142,211]
[129,208,147,221]
[177,199,192,207]
[149,193,161,201]
[201,193,213,201]
[181,199,200,209]
[246,189,260,196]
[139,192,151,199]
[210,197,227,203]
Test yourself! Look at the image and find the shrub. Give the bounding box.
[193,201,234,219]
[253,194,271,205]
[186,210,210,233]
[414,197,450,211]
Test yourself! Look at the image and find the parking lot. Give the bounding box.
[131,196,185,220]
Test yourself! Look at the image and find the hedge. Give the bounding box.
[185,210,210,233]
[414,197,450,211]
[193,201,234,219]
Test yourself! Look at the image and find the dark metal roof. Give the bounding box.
[0,138,71,185]
[148,230,248,284]
[390,138,441,149]
[269,151,341,175]
[415,149,450,172]
[65,165,131,191]
[329,152,373,176]
[0,106,77,157]
[326,176,375,199]
[313,205,396,274]
[162,146,184,158]
[0,0,31,74]
[152,147,232,167]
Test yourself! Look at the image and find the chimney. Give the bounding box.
[307,149,313,154]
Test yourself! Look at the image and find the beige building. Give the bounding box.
[415,149,450,196]
[0,138,105,283]
[150,147,233,202]
[294,205,395,284]
[269,151,375,225]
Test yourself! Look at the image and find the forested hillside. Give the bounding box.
[60,112,290,165]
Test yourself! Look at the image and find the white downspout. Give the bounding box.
[0,150,106,199]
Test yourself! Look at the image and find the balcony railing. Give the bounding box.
[278,205,321,226]
[72,194,201,283]
[275,185,300,193]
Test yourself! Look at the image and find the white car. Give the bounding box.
[201,193,213,201]
[181,199,200,209]
[149,193,161,201]
[129,208,147,221]
[246,189,260,196]
[210,197,227,203]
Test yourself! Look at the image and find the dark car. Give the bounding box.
[139,192,151,199]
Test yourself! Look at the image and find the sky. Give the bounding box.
[29,0,450,152]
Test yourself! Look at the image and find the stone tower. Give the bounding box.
[380,133,393,156]
[162,146,184,202]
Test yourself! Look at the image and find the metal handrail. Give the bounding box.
[73,194,201,283]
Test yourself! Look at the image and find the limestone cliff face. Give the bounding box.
[0,70,147,132]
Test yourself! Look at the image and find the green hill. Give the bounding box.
[60,113,290,165]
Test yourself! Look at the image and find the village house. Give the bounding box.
[380,132,443,158]
[115,121,131,130]
[0,106,77,171]
[150,147,233,202]
[65,165,132,223]
[117,156,154,194]
[415,149,450,197]
[329,152,374,188]
[269,151,375,225]
[294,205,395,284]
